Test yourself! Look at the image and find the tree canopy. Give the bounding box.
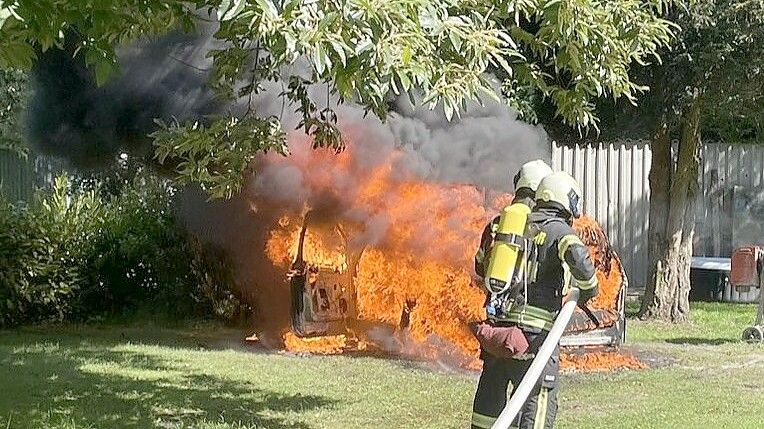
[571,0,764,142]
[1,0,675,198]
[573,0,764,322]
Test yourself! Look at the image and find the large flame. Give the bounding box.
[261,133,488,366]
[258,131,626,371]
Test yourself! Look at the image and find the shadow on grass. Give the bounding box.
[664,337,737,346]
[0,331,336,428]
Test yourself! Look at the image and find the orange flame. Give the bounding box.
[283,332,368,354]
[266,217,348,271]
[561,351,647,373]
[260,132,625,370]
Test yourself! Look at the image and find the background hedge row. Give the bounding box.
[0,168,249,327]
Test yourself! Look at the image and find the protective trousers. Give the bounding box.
[471,344,560,429]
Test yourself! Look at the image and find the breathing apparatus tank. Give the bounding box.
[484,203,532,314]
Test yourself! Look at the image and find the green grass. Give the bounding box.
[1,304,763,429]
[627,301,758,343]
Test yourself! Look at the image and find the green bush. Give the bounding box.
[0,172,249,327]
[0,176,102,325]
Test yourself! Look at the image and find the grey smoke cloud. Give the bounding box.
[388,94,550,190]
[28,21,550,190]
[28,25,552,339]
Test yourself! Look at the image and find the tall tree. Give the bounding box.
[1,1,674,198]
[546,1,764,322]
[639,0,764,322]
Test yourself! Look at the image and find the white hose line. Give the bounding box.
[490,288,580,429]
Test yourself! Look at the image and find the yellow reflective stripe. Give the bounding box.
[496,304,556,331]
[533,387,549,429]
[557,234,584,262]
[508,304,555,322]
[502,313,553,331]
[575,273,598,290]
[471,412,497,429]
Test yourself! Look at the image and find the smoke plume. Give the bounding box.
[27,29,219,167]
[26,27,551,354]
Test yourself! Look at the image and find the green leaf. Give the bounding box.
[313,44,331,75]
[448,31,462,51]
[329,39,347,67]
[0,8,9,29]
[0,41,34,68]
[94,59,113,86]
[398,71,411,91]
[354,38,373,55]
[402,45,412,65]
[255,0,279,19]
[219,0,246,21]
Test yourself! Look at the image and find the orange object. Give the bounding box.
[730,246,763,288]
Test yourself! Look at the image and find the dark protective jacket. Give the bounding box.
[475,203,599,331]
[471,203,596,429]
[524,205,599,313]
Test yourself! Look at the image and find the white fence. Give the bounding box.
[552,140,652,287]
[552,140,764,288]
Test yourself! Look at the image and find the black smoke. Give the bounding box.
[27,30,219,168]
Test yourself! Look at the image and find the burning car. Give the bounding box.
[288,211,363,338]
[287,210,628,351]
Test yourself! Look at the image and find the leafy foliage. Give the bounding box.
[596,0,764,140]
[152,116,287,199]
[0,171,248,326]
[680,0,764,142]
[0,68,28,157]
[0,1,188,81]
[0,1,675,197]
[0,176,102,324]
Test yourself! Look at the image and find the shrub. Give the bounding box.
[0,171,249,326]
[0,176,102,325]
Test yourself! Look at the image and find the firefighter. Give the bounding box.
[471,171,599,429]
[474,159,553,278]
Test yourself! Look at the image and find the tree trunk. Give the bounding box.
[640,96,702,322]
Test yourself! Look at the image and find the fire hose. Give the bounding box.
[490,288,582,429]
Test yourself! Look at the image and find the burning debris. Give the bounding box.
[567,216,628,332]
[560,349,648,373]
[282,332,368,355]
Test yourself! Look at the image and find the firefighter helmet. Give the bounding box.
[513,160,553,192]
[535,172,583,218]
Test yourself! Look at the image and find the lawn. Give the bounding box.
[1,302,762,429]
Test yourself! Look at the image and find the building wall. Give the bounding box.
[0,150,35,202]
[552,140,764,288]
[696,143,764,257]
